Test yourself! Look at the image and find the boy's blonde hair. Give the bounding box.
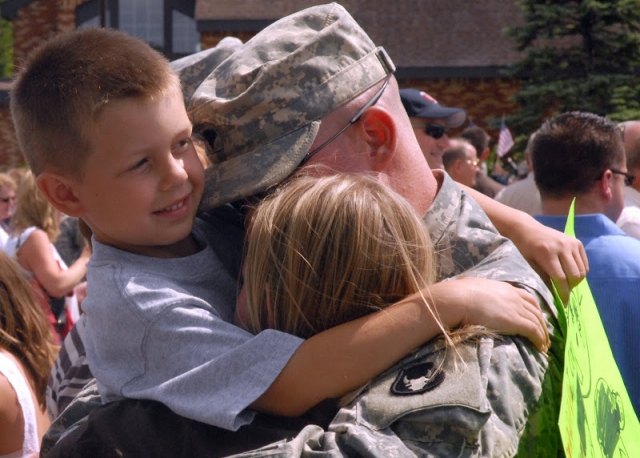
[11,28,179,179]
[11,170,60,242]
[243,173,441,340]
[0,250,57,409]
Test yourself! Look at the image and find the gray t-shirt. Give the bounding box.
[82,217,303,431]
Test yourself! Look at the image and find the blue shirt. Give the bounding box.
[536,213,640,417]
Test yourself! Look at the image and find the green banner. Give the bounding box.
[555,202,640,457]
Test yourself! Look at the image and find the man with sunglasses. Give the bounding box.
[533,111,640,418]
[399,88,465,170]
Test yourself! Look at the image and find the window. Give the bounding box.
[76,0,198,58]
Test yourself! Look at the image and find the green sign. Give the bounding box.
[556,202,640,457]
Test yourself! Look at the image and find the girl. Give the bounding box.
[239,173,445,342]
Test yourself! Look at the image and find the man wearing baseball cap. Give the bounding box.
[400,88,466,170]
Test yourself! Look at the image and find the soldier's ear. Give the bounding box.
[357,106,397,172]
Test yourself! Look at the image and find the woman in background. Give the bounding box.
[0,250,58,457]
[5,171,90,343]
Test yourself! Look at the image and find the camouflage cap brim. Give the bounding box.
[198,121,320,212]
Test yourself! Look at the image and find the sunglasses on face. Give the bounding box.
[412,122,447,139]
[0,196,15,203]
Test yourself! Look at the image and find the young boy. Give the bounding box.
[12,27,549,435]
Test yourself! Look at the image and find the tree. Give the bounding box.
[0,0,13,77]
[504,0,640,149]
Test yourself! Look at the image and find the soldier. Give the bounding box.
[185,3,564,455]
[44,3,586,457]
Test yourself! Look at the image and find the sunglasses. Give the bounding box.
[0,196,15,203]
[411,122,447,139]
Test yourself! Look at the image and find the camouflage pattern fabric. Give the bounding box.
[188,2,395,211]
[169,37,242,109]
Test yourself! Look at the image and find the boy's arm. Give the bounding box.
[460,184,588,304]
[251,277,547,416]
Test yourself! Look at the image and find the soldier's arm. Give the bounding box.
[461,184,588,304]
[251,277,548,417]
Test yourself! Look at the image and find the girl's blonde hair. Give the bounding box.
[11,170,60,242]
[244,173,443,340]
[0,250,58,409]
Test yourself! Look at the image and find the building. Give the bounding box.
[0,0,524,168]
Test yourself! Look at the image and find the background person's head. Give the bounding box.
[0,172,17,223]
[619,120,640,193]
[11,170,60,242]
[399,89,466,170]
[442,138,480,187]
[189,3,437,216]
[532,111,627,222]
[240,173,438,339]
[460,126,491,163]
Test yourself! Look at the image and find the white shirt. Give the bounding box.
[625,186,640,208]
[617,205,640,240]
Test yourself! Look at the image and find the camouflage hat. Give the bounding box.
[188,2,395,211]
[170,37,243,108]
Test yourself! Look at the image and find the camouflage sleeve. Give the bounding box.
[321,334,561,458]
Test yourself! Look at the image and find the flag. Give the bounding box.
[497,116,514,158]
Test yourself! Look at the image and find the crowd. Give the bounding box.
[0,2,637,457]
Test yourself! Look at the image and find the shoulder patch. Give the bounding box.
[390,361,445,396]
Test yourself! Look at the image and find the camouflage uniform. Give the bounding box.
[221,173,564,458]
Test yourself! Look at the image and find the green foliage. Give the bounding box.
[504,0,640,151]
[0,1,13,77]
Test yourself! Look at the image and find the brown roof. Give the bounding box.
[195,0,524,68]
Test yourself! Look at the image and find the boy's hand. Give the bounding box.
[427,278,550,352]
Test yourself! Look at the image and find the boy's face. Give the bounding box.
[73,87,204,257]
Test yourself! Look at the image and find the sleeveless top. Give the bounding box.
[4,227,80,323]
[0,352,40,458]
